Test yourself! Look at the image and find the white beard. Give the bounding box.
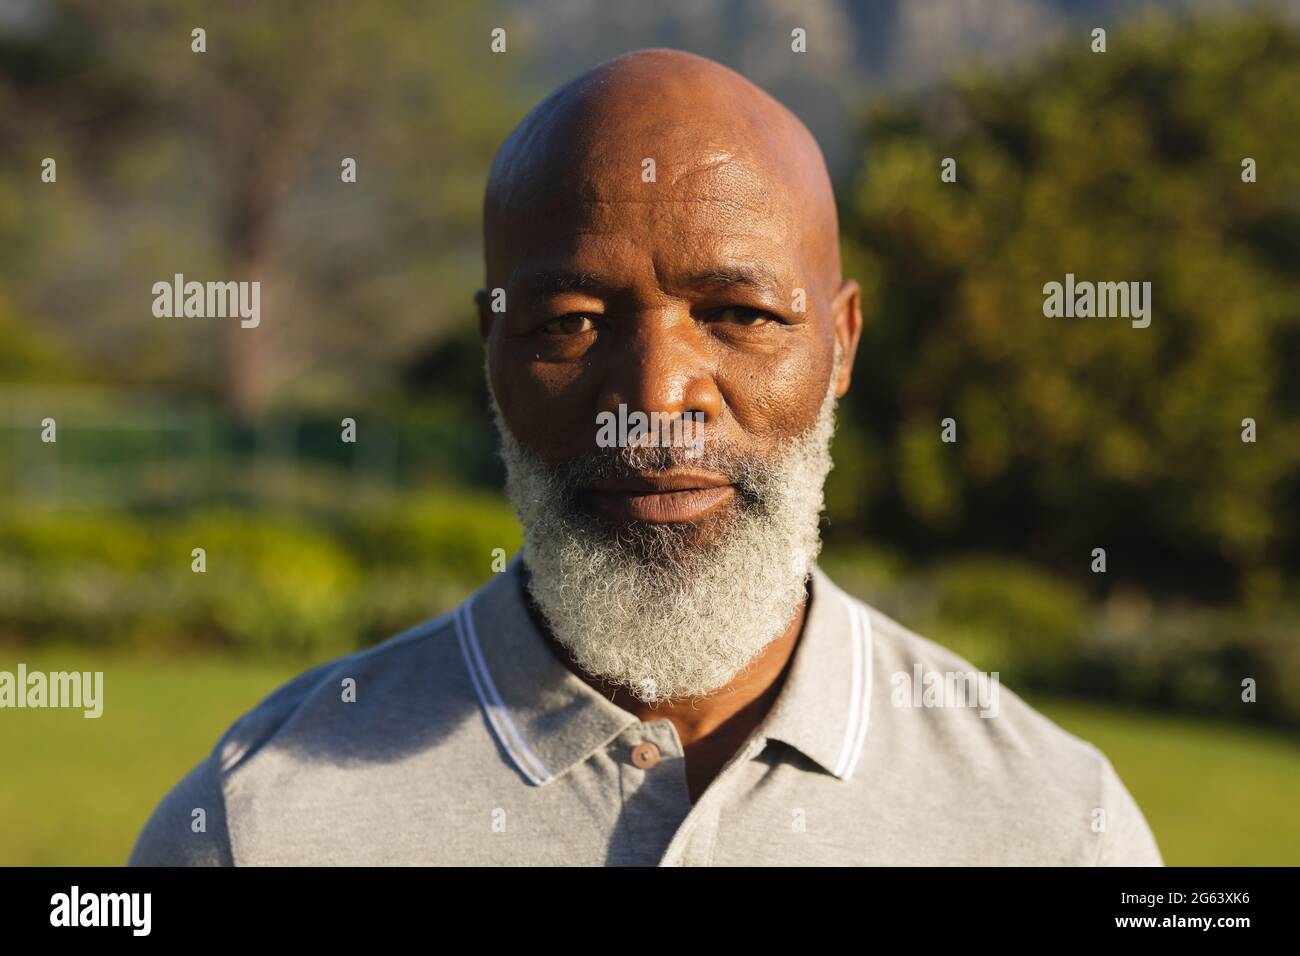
[489,363,839,703]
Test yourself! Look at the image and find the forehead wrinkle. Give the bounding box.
[668,150,738,188]
[551,148,778,210]
[570,196,778,217]
[510,211,806,302]
[522,198,787,255]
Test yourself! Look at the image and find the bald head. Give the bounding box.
[484,49,842,294]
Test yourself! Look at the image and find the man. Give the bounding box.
[130,49,1162,866]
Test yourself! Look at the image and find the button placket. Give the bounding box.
[657,734,766,866]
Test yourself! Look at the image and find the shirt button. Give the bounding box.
[631,742,661,769]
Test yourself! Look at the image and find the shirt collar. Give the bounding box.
[758,564,874,781]
[454,552,873,786]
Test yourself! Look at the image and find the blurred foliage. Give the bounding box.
[1,0,525,414]
[0,295,83,380]
[0,490,521,657]
[831,13,1300,599]
[821,546,1300,728]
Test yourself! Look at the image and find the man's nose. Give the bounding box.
[596,315,723,428]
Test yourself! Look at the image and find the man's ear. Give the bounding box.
[475,288,493,341]
[831,279,863,397]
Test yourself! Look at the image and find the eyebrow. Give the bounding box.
[513,270,619,299]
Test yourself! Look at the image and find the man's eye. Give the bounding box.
[540,314,597,335]
[714,306,775,327]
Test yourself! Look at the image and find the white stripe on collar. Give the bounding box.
[834,594,874,780]
[454,596,553,785]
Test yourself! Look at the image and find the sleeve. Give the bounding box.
[1094,756,1163,866]
[127,751,234,866]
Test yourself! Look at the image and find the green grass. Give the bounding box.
[1031,697,1300,866]
[2,648,1297,865]
[0,648,304,866]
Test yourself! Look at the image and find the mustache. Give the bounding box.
[548,442,771,505]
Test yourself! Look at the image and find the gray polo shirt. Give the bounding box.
[128,554,1162,866]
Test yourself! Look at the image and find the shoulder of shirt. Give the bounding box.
[830,581,1115,797]
[210,608,461,776]
[127,610,462,865]
[829,583,1161,864]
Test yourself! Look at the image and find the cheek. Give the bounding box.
[489,340,595,457]
[718,344,830,441]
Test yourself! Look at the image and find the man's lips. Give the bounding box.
[585,471,736,523]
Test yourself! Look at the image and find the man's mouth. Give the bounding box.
[584,471,736,523]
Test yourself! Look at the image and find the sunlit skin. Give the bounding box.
[476,49,863,802]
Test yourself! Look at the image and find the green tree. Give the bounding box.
[835,14,1300,596]
[4,0,524,415]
